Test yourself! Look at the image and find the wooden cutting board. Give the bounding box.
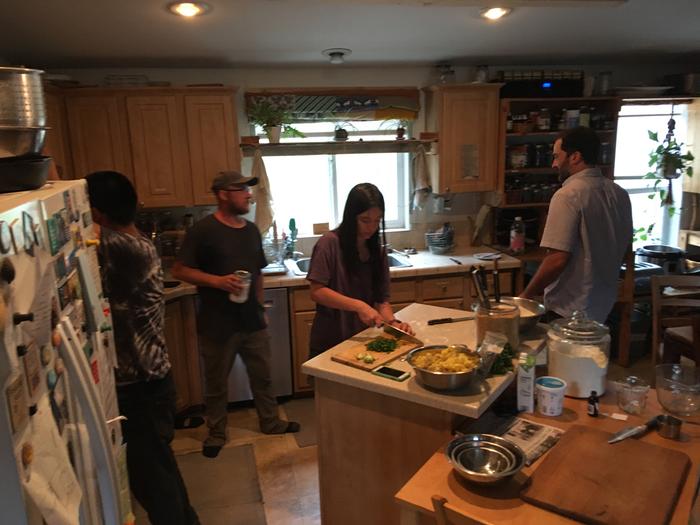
[520,425,691,525]
[331,335,420,371]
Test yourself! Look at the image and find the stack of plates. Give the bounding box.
[446,434,525,485]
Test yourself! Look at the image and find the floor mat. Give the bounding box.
[133,444,267,525]
[282,398,317,448]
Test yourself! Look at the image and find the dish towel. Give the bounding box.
[252,149,274,235]
[412,144,431,210]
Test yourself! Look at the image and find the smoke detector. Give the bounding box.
[322,48,352,65]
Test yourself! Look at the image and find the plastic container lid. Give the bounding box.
[549,310,609,344]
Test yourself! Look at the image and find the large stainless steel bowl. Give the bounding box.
[0,67,46,128]
[446,434,526,484]
[406,344,483,391]
[500,296,545,332]
[0,127,47,158]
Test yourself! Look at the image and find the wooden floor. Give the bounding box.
[171,405,321,525]
[167,350,668,525]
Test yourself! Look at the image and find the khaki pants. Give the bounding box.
[200,329,285,446]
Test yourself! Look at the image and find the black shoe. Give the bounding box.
[261,421,301,435]
[202,444,222,458]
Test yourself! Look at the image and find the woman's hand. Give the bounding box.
[356,303,384,328]
[388,319,415,335]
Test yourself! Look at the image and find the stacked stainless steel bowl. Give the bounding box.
[0,67,47,158]
[446,434,525,484]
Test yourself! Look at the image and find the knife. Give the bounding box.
[383,323,423,346]
[427,316,474,325]
[608,416,660,444]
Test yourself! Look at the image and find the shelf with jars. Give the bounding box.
[499,97,620,205]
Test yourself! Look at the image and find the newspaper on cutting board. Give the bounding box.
[456,413,564,466]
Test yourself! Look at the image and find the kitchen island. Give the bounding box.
[302,302,545,525]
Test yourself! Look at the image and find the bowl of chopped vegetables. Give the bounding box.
[406,345,485,391]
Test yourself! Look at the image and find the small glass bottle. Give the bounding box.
[587,390,600,417]
[510,216,525,254]
[506,112,513,132]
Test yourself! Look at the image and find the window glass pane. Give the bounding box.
[264,155,331,237]
[335,153,406,227]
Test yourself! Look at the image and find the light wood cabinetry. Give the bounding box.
[292,310,315,392]
[185,95,241,205]
[164,296,203,412]
[43,89,73,179]
[127,95,193,207]
[65,95,132,181]
[423,84,502,193]
[57,87,241,207]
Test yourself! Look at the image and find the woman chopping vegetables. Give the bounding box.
[307,183,414,359]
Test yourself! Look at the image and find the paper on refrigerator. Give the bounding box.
[22,396,82,525]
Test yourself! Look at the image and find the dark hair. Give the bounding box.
[335,183,387,299]
[85,171,138,226]
[558,126,601,165]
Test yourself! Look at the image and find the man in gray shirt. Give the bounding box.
[520,127,633,323]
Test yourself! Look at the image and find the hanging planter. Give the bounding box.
[644,114,694,211]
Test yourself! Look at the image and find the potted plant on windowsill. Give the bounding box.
[246,98,304,143]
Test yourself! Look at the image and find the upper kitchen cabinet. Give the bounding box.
[423,84,502,193]
[58,87,241,207]
[43,89,73,179]
[64,94,133,181]
[126,95,193,207]
[184,94,241,205]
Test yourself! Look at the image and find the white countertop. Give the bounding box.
[302,302,546,419]
[264,247,521,288]
[163,247,521,300]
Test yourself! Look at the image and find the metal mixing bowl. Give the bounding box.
[446,434,526,484]
[406,344,483,391]
[500,296,545,332]
[0,127,47,158]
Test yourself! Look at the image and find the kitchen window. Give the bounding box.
[614,103,689,247]
[256,120,411,237]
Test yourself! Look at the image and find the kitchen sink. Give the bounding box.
[286,254,411,276]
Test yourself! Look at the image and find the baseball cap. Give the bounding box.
[211,171,259,192]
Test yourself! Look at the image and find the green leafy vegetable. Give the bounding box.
[489,343,516,376]
[365,337,398,353]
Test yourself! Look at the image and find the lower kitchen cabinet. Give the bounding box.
[164,296,203,412]
[292,311,316,392]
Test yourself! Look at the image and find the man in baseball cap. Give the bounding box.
[210,170,259,192]
[173,169,299,458]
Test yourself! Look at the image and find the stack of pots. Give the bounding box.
[0,66,52,191]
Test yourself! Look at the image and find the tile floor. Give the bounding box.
[171,404,321,525]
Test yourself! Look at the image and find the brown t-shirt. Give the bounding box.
[306,231,390,356]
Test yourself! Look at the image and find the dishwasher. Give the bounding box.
[227,287,293,401]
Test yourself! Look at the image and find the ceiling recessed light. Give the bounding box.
[480,7,512,20]
[167,2,211,17]
[322,48,352,65]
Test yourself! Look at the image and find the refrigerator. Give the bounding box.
[0,180,130,525]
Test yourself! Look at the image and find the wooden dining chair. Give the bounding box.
[613,246,636,366]
[663,314,700,366]
[650,275,700,367]
[431,495,475,525]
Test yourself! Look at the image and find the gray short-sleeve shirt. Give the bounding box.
[540,167,632,322]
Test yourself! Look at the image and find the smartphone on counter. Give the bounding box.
[371,365,410,382]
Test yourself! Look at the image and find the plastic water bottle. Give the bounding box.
[510,216,525,255]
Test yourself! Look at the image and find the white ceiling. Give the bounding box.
[2,0,699,69]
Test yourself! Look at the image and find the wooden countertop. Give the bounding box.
[302,302,545,419]
[395,393,700,525]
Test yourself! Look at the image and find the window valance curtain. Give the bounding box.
[244,88,420,122]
